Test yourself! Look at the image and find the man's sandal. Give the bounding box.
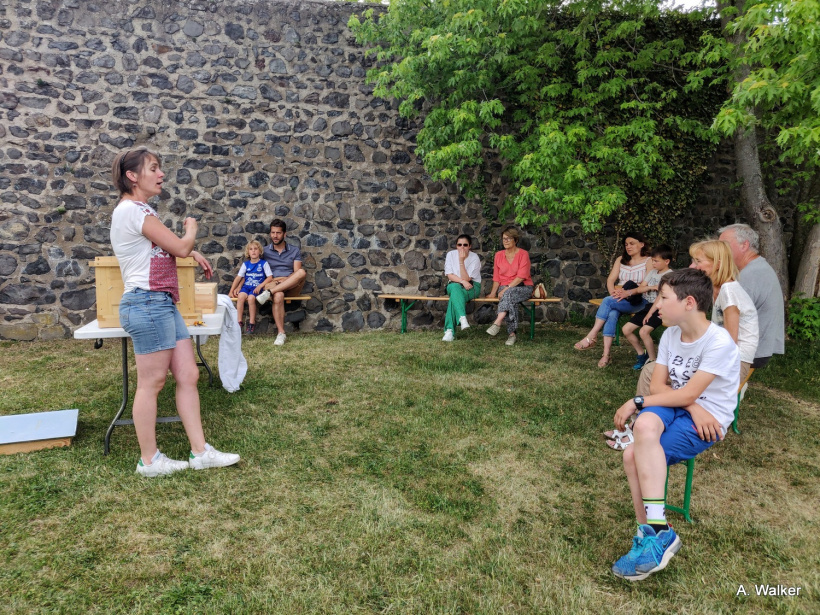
[574,337,596,350]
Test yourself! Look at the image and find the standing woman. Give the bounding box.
[486,227,533,346]
[442,234,482,342]
[573,232,651,367]
[111,148,240,476]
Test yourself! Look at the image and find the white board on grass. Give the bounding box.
[0,409,79,454]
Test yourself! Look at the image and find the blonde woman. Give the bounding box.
[690,240,759,384]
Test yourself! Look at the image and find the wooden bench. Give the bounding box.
[230,295,310,304]
[376,294,560,340]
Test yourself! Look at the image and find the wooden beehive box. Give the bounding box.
[195,282,217,314]
[90,256,201,327]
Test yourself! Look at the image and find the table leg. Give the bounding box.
[104,337,129,456]
[194,335,214,386]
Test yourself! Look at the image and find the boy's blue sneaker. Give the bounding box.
[632,352,649,370]
[611,526,646,579]
[612,524,681,581]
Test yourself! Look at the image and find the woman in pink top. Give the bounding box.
[486,227,534,346]
[111,149,240,477]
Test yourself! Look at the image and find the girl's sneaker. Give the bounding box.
[189,443,241,470]
[136,451,188,477]
[246,323,255,334]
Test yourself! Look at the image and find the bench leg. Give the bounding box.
[520,302,536,340]
[399,299,416,334]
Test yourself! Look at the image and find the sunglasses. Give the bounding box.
[456,243,470,247]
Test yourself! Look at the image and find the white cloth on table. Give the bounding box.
[216,294,247,392]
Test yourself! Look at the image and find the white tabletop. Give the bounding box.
[74,306,226,340]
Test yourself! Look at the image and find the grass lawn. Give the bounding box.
[1,325,818,614]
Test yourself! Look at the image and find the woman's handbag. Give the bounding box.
[532,282,548,299]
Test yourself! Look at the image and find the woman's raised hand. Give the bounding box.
[183,217,198,236]
[191,250,213,279]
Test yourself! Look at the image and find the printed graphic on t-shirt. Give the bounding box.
[244,261,267,287]
[138,204,179,302]
[667,352,702,389]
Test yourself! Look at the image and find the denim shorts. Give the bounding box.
[638,406,717,466]
[119,289,189,355]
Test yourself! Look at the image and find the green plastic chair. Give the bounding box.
[665,458,696,523]
[732,368,755,435]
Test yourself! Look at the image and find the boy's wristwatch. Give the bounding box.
[633,396,645,410]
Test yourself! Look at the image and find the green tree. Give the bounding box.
[695,0,820,297]
[350,0,724,255]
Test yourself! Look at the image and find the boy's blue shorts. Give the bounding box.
[638,406,717,465]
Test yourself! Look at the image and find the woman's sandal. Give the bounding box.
[574,337,596,350]
[597,355,612,368]
[603,428,634,451]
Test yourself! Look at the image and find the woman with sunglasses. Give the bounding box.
[442,234,482,342]
[111,148,240,477]
[486,227,534,346]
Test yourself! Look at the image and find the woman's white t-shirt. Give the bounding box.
[444,250,481,283]
[712,281,759,364]
[110,199,180,302]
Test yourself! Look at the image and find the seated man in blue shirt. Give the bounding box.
[256,218,306,346]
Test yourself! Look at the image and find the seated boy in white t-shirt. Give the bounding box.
[610,268,740,581]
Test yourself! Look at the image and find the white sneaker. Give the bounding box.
[256,290,271,305]
[442,329,454,342]
[189,443,240,470]
[486,324,500,336]
[274,332,286,346]
[459,316,470,330]
[136,451,188,477]
[505,334,516,346]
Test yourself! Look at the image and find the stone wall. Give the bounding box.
[0,0,744,340]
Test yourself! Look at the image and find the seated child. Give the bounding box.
[610,268,739,581]
[622,245,674,370]
[228,240,273,334]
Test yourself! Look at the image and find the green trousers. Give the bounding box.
[444,282,481,331]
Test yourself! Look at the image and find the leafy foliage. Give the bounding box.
[693,0,820,223]
[350,0,725,243]
[787,292,820,341]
